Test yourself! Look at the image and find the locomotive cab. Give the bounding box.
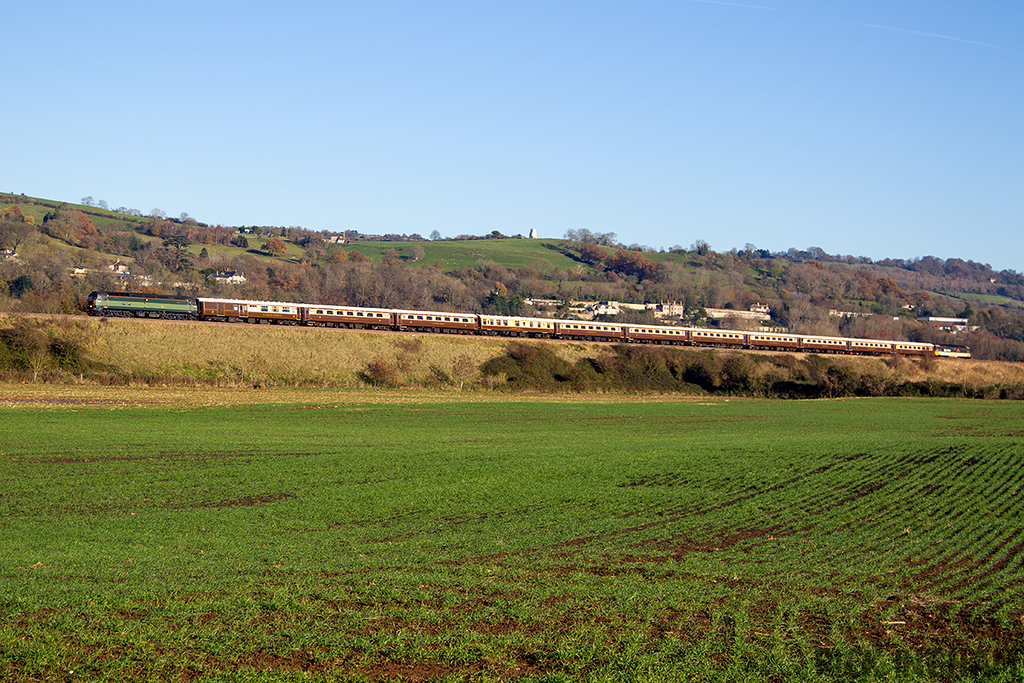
[85,291,106,315]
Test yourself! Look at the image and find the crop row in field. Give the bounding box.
[1,395,1022,681]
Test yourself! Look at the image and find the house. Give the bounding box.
[208,271,247,285]
[917,317,976,333]
[705,307,770,322]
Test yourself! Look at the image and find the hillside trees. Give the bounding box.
[160,235,193,272]
[0,209,38,255]
[41,205,97,247]
[264,237,288,257]
[578,243,607,266]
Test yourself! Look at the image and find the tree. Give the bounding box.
[407,244,426,262]
[430,230,442,241]
[162,234,191,252]
[326,246,348,263]
[579,243,607,267]
[264,237,288,257]
[41,206,96,245]
[606,250,662,282]
[81,196,95,206]
[0,209,37,255]
[451,354,474,390]
[160,234,194,272]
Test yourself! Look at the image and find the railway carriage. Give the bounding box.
[553,321,626,342]
[849,338,897,355]
[689,328,747,347]
[196,297,247,321]
[747,332,801,352]
[893,341,933,357]
[197,297,302,324]
[623,324,690,345]
[799,335,852,354]
[394,309,478,334]
[479,315,555,337]
[302,304,395,329]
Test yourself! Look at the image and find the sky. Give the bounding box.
[5,1,1022,270]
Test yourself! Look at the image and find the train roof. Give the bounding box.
[197,296,307,308]
[303,303,397,313]
[392,308,478,317]
[89,290,195,301]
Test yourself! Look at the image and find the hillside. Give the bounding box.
[3,191,1024,361]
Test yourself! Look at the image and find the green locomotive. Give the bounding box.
[86,291,198,319]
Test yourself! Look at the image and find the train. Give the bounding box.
[85,291,971,358]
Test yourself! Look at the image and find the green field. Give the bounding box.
[2,393,1023,681]
[339,238,588,273]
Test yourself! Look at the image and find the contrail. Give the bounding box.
[683,0,1020,57]
[856,21,1024,57]
[851,21,1022,56]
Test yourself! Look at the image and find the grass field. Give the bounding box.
[1,390,1022,682]
[338,238,586,273]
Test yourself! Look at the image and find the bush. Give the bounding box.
[480,342,574,391]
[0,318,97,380]
[361,358,398,387]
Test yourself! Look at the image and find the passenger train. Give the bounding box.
[85,291,971,358]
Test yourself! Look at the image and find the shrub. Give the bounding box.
[480,342,574,391]
[362,358,398,387]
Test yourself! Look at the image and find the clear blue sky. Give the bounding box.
[5,1,1022,270]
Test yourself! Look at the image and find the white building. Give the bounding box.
[208,271,247,285]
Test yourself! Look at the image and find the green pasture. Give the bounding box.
[2,396,1023,681]
[341,237,583,273]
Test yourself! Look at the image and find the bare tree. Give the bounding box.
[0,219,37,255]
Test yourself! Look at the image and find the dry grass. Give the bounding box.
[810,351,1024,389]
[84,318,503,386]
[79,318,653,388]
[3,314,1024,395]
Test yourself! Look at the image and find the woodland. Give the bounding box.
[2,192,1024,361]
